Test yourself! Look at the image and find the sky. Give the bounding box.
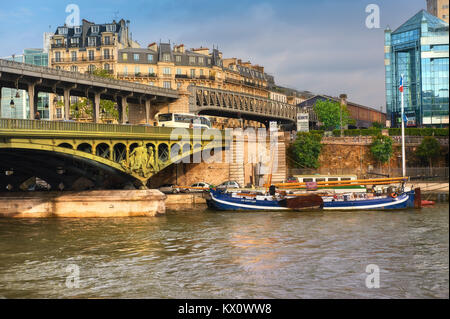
[0,0,427,110]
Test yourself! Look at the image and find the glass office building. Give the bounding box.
[385,10,449,127]
[1,49,50,119]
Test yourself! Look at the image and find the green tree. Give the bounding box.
[415,136,441,171]
[288,132,323,169]
[89,68,119,121]
[370,134,393,164]
[313,99,354,130]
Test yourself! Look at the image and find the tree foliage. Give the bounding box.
[313,99,354,130]
[370,134,393,164]
[288,132,323,169]
[415,136,441,168]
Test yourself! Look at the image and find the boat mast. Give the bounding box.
[401,74,406,177]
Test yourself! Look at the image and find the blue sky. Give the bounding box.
[0,0,426,110]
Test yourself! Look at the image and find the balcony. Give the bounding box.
[85,69,114,75]
[175,74,215,81]
[51,43,65,49]
[51,55,115,64]
[116,72,157,78]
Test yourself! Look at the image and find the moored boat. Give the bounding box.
[206,188,323,211]
[321,188,420,210]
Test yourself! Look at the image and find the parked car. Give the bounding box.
[217,181,241,190]
[158,184,180,194]
[186,182,211,193]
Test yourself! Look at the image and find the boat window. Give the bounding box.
[328,178,338,181]
[158,113,173,122]
[303,178,313,182]
[341,178,351,181]
[316,178,326,182]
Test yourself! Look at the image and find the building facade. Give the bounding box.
[427,0,449,23]
[385,10,449,127]
[297,95,386,129]
[1,49,50,119]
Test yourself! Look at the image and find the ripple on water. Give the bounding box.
[0,205,448,298]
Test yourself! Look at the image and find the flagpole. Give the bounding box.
[400,74,406,177]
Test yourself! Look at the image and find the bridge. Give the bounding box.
[189,86,297,125]
[1,60,298,126]
[0,59,178,123]
[0,119,226,191]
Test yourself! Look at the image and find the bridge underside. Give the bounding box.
[0,149,137,192]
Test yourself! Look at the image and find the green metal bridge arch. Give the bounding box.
[0,119,226,191]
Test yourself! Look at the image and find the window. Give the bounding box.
[70,65,78,72]
[135,66,140,75]
[148,54,154,62]
[163,81,171,89]
[190,69,195,78]
[175,55,181,62]
[106,24,116,32]
[163,53,171,62]
[123,66,128,76]
[122,53,128,61]
[104,64,110,71]
[74,27,82,34]
[55,52,61,62]
[189,56,196,64]
[104,36,111,45]
[88,65,96,73]
[208,58,211,64]
[200,69,204,76]
[176,68,182,75]
[56,107,62,119]
[148,67,154,75]
[134,53,140,61]
[71,38,79,45]
[88,50,95,61]
[199,57,204,64]
[163,67,171,75]
[88,37,96,46]
[71,51,77,61]
[58,27,68,35]
[91,26,99,33]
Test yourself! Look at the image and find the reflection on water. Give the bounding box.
[0,205,448,298]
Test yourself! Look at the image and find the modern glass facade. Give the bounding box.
[0,49,50,119]
[385,10,449,127]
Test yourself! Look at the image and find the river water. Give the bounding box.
[0,204,448,299]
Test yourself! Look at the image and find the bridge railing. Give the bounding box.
[0,118,179,135]
[0,59,178,97]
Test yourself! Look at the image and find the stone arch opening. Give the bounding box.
[77,143,92,154]
[58,143,73,149]
[113,143,127,163]
[158,143,169,163]
[96,143,111,159]
[170,143,182,159]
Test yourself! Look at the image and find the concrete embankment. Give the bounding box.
[165,193,207,211]
[0,190,166,218]
[407,182,449,202]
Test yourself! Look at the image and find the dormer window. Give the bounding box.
[58,27,68,35]
[91,26,100,34]
[163,53,171,62]
[106,24,116,32]
[74,27,82,34]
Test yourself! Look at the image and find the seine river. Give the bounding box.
[0,204,448,299]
